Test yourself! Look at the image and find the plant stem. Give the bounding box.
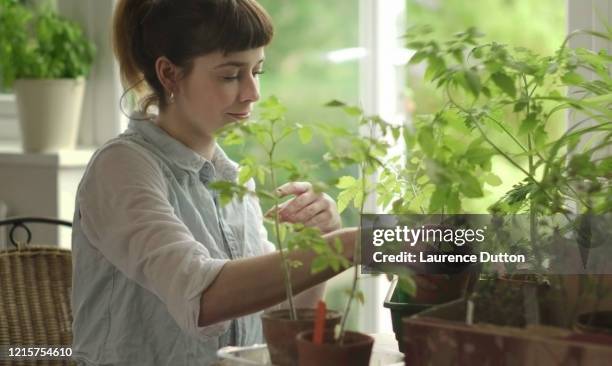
[523,75,542,273]
[269,141,297,321]
[338,161,366,345]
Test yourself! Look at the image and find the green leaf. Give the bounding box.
[581,93,612,105]
[311,256,328,274]
[491,72,516,97]
[417,127,435,156]
[519,114,538,136]
[561,71,584,85]
[298,126,313,144]
[337,188,357,214]
[222,130,245,145]
[409,50,428,64]
[343,105,362,116]
[464,69,481,97]
[533,125,548,148]
[424,55,446,81]
[464,146,494,166]
[429,185,449,212]
[336,176,357,189]
[353,191,365,211]
[460,174,484,198]
[485,173,503,186]
[447,189,461,213]
[397,276,416,297]
[513,100,528,112]
[325,100,346,107]
[238,165,253,185]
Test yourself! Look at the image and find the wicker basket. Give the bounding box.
[0,244,75,366]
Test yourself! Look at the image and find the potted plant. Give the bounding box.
[0,0,95,152]
[213,96,352,366]
[214,96,406,365]
[291,100,405,365]
[398,23,611,363]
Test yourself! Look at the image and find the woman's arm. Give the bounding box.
[198,228,356,326]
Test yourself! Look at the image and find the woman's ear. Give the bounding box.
[155,56,179,95]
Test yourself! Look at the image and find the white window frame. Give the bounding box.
[358,0,407,334]
[567,0,611,157]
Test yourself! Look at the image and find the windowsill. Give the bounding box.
[0,146,96,168]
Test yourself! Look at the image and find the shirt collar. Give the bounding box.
[127,113,238,183]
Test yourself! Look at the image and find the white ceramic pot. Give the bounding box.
[14,78,85,153]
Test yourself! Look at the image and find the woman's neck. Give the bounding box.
[155,109,216,161]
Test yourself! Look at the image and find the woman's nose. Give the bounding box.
[239,75,260,103]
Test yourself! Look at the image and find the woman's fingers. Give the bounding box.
[263,181,342,233]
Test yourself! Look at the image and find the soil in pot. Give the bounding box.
[575,311,612,337]
[296,330,374,366]
[261,308,341,366]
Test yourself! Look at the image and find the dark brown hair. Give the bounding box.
[113,0,274,114]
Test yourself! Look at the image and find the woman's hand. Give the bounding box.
[264,181,342,233]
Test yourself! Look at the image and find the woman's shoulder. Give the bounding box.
[79,139,167,194]
[90,138,161,174]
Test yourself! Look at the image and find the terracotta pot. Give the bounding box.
[412,271,477,304]
[403,299,612,365]
[262,308,341,366]
[296,330,374,366]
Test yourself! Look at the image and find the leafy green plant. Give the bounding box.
[0,0,95,89]
[406,25,610,245]
[213,96,350,321]
[403,25,611,324]
[319,100,404,342]
[213,94,408,345]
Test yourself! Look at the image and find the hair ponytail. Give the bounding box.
[113,0,152,98]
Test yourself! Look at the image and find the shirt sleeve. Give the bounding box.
[78,142,230,339]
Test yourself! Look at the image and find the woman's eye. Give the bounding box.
[222,70,265,81]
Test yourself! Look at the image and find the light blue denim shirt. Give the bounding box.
[71,115,275,365]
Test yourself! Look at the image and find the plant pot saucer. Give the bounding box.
[216,342,404,366]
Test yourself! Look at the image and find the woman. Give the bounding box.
[70,0,357,365]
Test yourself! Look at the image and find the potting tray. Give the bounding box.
[215,334,404,366]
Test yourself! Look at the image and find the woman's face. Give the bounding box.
[174,47,265,136]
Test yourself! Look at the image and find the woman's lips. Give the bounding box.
[227,112,251,119]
